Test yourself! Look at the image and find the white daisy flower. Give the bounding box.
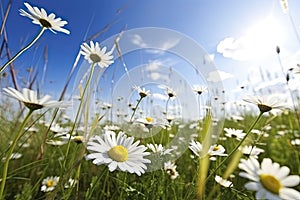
[135,117,169,130]
[19,2,70,34]
[239,157,300,200]
[189,140,227,161]
[80,41,114,68]
[215,175,233,188]
[192,85,207,95]
[243,95,289,113]
[133,85,151,98]
[86,131,151,176]
[291,138,300,146]
[166,87,176,98]
[41,176,60,192]
[1,153,22,161]
[3,87,69,111]
[147,143,173,156]
[164,161,179,179]
[240,145,265,159]
[57,134,86,144]
[224,128,246,141]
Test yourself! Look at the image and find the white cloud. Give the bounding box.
[217,17,286,61]
[206,70,234,82]
[130,34,180,51]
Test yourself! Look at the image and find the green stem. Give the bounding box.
[0,28,45,74]
[130,97,143,122]
[63,63,96,168]
[205,112,263,183]
[0,109,33,199]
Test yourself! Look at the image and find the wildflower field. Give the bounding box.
[0,1,300,200]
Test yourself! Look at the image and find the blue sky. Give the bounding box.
[1,0,300,109]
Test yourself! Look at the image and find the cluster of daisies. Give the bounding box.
[1,2,300,199]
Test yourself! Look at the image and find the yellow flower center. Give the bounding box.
[46,180,55,188]
[213,145,220,151]
[39,18,52,28]
[108,145,128,162]
[259,174,282,194]
[90,53,101,63]
[258,104,272,113]
[73,136,83,143]
[146,117,153,123]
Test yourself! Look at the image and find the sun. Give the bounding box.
[242,15,287,58]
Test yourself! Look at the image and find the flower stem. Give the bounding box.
[0,109,33,199]
[205,112,263,183]
[130,97,143,122]
[0,28,45,74]
[63,63,96,168]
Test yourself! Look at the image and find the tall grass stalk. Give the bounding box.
[0,109,34,199]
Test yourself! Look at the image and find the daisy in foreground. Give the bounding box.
[41,176,60,192]
[243,95,289,113]
[239,157,300,200]
[3,87,69,111]
[86,131,151,176]
[80,41,114,68]
[20,2,70,34]
[0,2,70,73]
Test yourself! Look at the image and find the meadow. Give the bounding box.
[0,1,299,200]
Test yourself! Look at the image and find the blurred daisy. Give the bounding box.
[147,143,173,156]
[215,175,233,188]
[243,95,289,113]
[1,153,22,161]
[58,134,85,144]
[164,161,179,179]
[64,178,77,188]
[41,176,60,192]
[133,85,151,98]
[239,157,300,200]
[20,2,70,34]
[135,117,169,130]
[291,138,300,146]
[189,140,227,160]
[208,144,228,161]
[80,41,114,68]
[240,145,265,159]
[192,85,207,95]
[86,131,150,176]
[3,87,69,111]
[224,128,246,140]
[166,87,176,98]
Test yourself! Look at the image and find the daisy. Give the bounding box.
[41,176,60,192]
[135,117,169,130]
[86,131,151,176]
[133,85,151,98]
[224,128,246,140]
[164,161,179,179]
[240,145,265,159]
[147,143,173,156]
[243,95,289,113]
[239,157,300,200]
[1,153,22,161]
[166,87,176,98]
[57,133,86,144]
[215,175,233,188]
[80,41,114,68]
[3,87,69,111]
[192,85,207,95]
[19,2,70,34]
[189,140,227,160]
[291,138,300,146]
